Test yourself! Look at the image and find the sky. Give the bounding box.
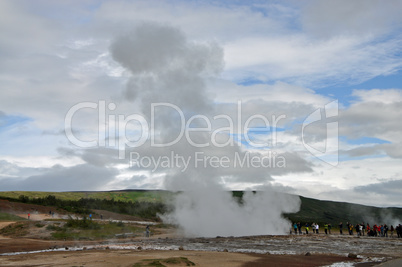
[1,0,402,207]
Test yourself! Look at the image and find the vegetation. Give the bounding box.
[65,216,101,230]
[232,191,402,225]
[34,222,45,228]
[0,190,401,226]
[133,257,195,267]
[75,198,168,220]
[0,194,169,220]
[0,222,29,237]
[46,223,62,231]
[43,217,145,240]
[0,190,171,203]
[285,196,402,226]
[0,211,26,221]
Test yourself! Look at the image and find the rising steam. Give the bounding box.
[161,188,300,237]
[111,22,301,237]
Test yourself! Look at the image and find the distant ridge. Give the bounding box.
[288,195,402,225]
[0,190,401,225]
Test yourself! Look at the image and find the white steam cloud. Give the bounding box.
[162,188,300,237]
[110,22,301,237]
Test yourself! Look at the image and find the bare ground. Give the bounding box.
[0,249,359,267]
[1,202,401,266]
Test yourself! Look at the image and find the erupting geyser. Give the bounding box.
[111,22,301,237]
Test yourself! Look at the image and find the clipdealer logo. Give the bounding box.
[64,101,286,159]
[302,100,339,166]
[64,100,338,169]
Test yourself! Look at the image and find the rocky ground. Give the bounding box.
[0,201,401,266]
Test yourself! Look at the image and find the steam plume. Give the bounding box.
[111,22,301,236]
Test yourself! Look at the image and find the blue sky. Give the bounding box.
[319,70,402,106]
[0,0,402,207]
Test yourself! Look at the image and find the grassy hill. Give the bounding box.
[0,212,26,221]
[0,190,168,202]
[286,196,402,226]
[0,190,401,226]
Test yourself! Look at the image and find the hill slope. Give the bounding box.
[0,190,401,226]
[286,196,402,226]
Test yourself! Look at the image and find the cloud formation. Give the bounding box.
[0,0,401,211]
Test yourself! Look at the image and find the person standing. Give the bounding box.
[145,225,150,237]
[356,224,361,236]
[373,224,378,237]
[339,222,343,235]
[324,223,328,235]
[316,223,319,234]
[384,224,388,237]
[28,213,30,220]
[305,223,309,235]
[349,224,354,235]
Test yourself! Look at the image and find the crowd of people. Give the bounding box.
[291,222,402,238]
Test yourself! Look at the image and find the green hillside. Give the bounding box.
[286,196,402,226]
[0,212,26,221]
[0,190,401,225]
[0,190,170,203]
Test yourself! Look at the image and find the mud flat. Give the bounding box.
[0,249,359,267]
[0,234,401,266]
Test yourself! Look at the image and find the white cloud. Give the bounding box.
[300,0,402,38]
[224,35,402,87]
[275,156,402,205]
[0,0,401,208]
[352,89,402,104]
[211,80,331,106]
[339,89,402,142]
[0,164,117,191]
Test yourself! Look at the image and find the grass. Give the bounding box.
[50,224,142,240]
[44,219,66,222]
[46,223,62,231]
[286,195,402,226]
[1,190,401,226]
[0,191,87,201]
[65,216,101,229]
[0,216,147,240]
[0,211,25,221]
[0,190,172,203]
[34,222,45,228]
[133,257,195,267]
[0,222,29,237]
[49,220,144,240]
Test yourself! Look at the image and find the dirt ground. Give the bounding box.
[1,201,401,266]
[0,200,63,216]
[0,221,361,267]
[0,227,399,266]
[0,248,359,267]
